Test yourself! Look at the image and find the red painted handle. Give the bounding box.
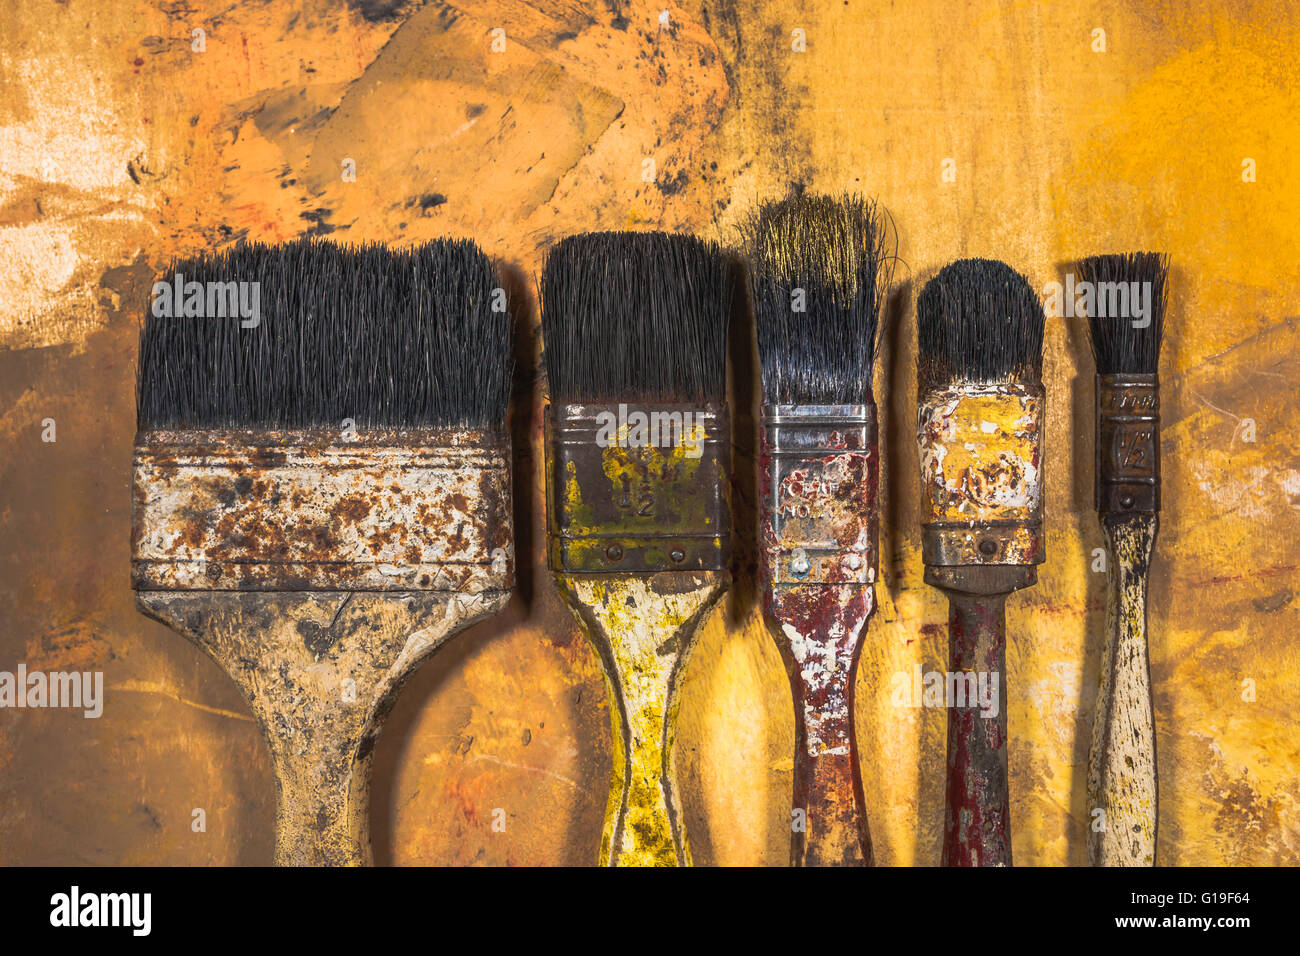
[758,404,878,866]
[773,588,875,866]
[942,592,1011,867]
[789,671,873,866]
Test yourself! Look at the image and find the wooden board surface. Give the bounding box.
[1,0,1297,865]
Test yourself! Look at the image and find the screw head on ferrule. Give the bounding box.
[1095,373,1160,515]
[759,404,878,587]
[545,401,731,574]
[917,384,1046,567]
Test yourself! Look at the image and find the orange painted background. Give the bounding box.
[1,0,1296,865]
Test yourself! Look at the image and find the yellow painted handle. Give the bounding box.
[556,572,727,866]
[1088,513,1158,866]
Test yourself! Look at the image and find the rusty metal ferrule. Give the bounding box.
[759,403,877,586]
[131,427,513,592]
[545,401,730,574]
[1096,373,1160,515]
[917,383,1046,567]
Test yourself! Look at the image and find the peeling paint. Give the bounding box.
[556,572,726,866]
[918,387,1043,522]
[759,405,876,865]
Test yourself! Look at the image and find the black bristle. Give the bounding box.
[744,192,895,405]
[539,231,732,404]
[1077,252,1168,374]
[916,258,1045,391]
[136,237,511,430]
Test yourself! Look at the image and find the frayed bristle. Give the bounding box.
[1077,252,1167,374]
[136,237,511,431]
[916,258,1045,391]
[744,191,895,404]
[539,231,732,403]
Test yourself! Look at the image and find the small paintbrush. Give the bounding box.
[133,237,514,865]
[915,258,1046,867]
[1078,251,1168,866]
[745,191,893,866]
[540,230,733,867]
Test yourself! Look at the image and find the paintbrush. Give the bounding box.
[132,237,514,866]
[915,258,1046,867]
[540,230,733,867]
[1079,251,1168,866]
[745,192,893,866]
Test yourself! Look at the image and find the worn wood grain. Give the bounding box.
[1087,513,1158,866]
[137,590,510,864]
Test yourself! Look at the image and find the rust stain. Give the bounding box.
[132,429,513,592]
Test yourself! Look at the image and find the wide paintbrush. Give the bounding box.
[745,192,893,866]
[915,258,1046,866]
[540,230,733,866]
[1079,251,1168,866]
[133,238,514,865]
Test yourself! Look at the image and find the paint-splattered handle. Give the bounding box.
[557,572,728,866]
[774,593,875,866]
[942,592,1011,866]
[604,656,688,869]
[1088,513,1158,866]
[791,728,873,867]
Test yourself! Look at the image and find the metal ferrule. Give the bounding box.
[1096,373,1160,514]
[545,401,730,574]
[917,383,1046,567]
[759,404,877,586]
[131,427,513,592]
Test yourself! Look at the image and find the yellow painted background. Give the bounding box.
[1,0,1297,865]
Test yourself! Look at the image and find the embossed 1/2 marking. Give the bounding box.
[1115,428,1153,470]
[616,475,656,517]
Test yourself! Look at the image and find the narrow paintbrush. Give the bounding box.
[133,237,514,865]
[1079,251,1168,866]
[745,192,893,866]
[540,231,733,866]
[915,258,1046,867]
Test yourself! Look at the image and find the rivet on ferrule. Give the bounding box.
[759,404,878,587]
[1096,373,1160,514]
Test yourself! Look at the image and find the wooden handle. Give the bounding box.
[136,589,510,866]
[790,704,872,866]
[942,592,1011,867]
[556,571,727,866]
[1088,513,1158,866]
[768,587,874,866]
